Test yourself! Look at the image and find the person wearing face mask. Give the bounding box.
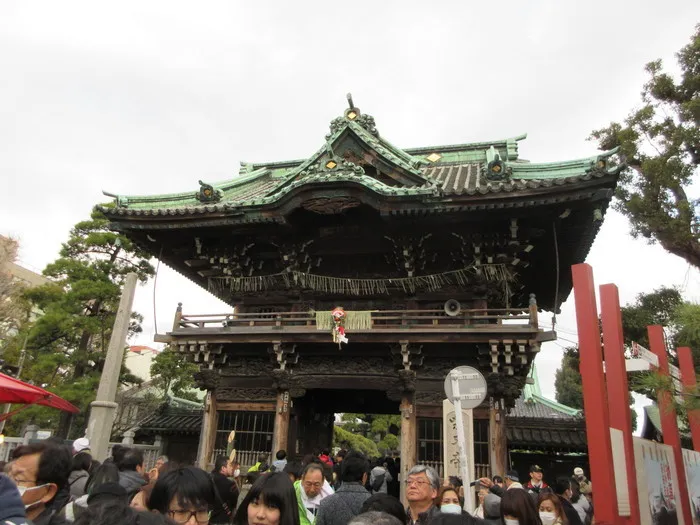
[500,487,542,525]
[211,455,241,524]
[8,441,73,525]
[436,486,463,516]
[537,493,567,525]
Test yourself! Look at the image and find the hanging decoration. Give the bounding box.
[208,264,515,300]
[330,307,348,348]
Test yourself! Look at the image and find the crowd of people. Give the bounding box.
[0,438,598,525]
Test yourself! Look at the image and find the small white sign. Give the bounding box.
[631,342,659,367]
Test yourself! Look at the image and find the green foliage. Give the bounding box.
[333,425,379,457]
[150,349,199,401]
[3,208,155,438]
[620,287,700,373]
[554,347,583,409]
[591,25,700,268]
[338,413,400,455]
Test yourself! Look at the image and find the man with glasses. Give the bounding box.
[210,456,239,525]
[8,441,72,525]
[405,465,440,525]
[295,463,334,525]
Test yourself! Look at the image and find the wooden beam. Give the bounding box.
[489,402,507,478]
[400,391,417,506]
[271,390,291,458]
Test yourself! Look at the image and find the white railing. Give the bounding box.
[212,449,267,472]
[1,438,160,469]
[0,437,24,463]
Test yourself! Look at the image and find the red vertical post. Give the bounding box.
[648,325,692,525]
[678,346,700,450]
[571,264,618,523]
[599,284,640,525]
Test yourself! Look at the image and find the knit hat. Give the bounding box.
[73,437,90,453]
[484,493,502,519]
[573,467,584,476]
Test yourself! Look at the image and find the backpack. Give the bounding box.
[371,471,385,493]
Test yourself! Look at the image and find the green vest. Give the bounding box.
[294,480,314,525]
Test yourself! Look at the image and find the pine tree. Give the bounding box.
[591,25,699,268]
[3,208,154,438]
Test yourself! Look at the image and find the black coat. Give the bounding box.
[210,471,240,524]
[561,498,584,525]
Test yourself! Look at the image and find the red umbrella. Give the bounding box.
[0,373,79,422]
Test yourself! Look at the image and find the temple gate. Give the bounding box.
[99,97,619,488]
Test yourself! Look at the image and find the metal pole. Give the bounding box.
[450,371,473,512]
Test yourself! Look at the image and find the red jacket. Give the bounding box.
[319,454,333,467]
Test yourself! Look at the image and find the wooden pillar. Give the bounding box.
[600,284,640,525]
[571,264,618,523]
[272,389,290,456]
[399,390,417,506]
[648,325,692,525]
[489,400,507,477]
[197,391,218,469]
[678,347,700,451]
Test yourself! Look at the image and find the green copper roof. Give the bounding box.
[100,105,621,215]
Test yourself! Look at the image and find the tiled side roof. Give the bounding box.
[506,426,587,451]
[136,409,202,435]
[510,395,581,420]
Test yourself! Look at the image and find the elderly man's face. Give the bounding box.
[406,472,437,504]
[302,469,324,499]
[8,453,57,519]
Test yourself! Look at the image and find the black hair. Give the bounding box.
[301,463,324,479]
[360,493,407,524]
[110,444,127,465]
[72,451,93,472]
[448,476,463,488]
[148,467,217,515]
[85,462,120,495]
[341,451,369,483]
[500,488,541,524]
[321,449,330,456]
[214,456,229,474]
[233,472,300,525]
[553,476,572,497]
[335,449,347,459]
[276,450,287,460]
[119,449,144,472]
[74,501,175,525]
[283,461,303,480]
[12,441,72,490]
[492,475,504,484]
[257,453,269,463]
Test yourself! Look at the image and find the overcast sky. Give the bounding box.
[2,1,699,427]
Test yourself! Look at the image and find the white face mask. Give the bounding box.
[440,503,462,514]
[233,469,240,478]
[17,484,49,510]
[504,519,520,525]
[539,511,557,525]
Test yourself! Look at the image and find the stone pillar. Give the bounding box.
[272,389,291,456]
[121,429,135,445]
[489,399,507,477]
[87,273,138,462]
[399,390,416,505]
[23,424,39,444]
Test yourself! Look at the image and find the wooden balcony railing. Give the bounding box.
[175,307,538,332]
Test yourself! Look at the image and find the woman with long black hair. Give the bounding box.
[501,488,542,525]
[233,472,300,525]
